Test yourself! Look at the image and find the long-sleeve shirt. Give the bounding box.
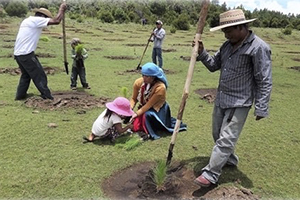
[130,77,166,116]
[153,28,165,48]
[196,31,272,117]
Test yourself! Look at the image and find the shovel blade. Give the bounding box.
[64,62,69,74]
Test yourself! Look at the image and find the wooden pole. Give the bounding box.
[166,0,210,165]
[62,0,68,74]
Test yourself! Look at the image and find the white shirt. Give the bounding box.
[14,16,50,56]
[91,109,123,137]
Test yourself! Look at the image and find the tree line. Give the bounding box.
[1,0,300,34]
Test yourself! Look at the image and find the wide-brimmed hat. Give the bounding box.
[141,62,168,88]
[106,97,134,117]
[33,8,53,18]
[210,9,256,32]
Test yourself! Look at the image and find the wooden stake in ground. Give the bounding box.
[166,0,210,165]
[62,0,68,74]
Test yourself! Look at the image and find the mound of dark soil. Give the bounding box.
[24,91,109,110]
[102,161,260,200]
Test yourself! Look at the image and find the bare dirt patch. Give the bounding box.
[163,48,177,53]
[36,53,56,58]
[0,67,62,75]
[125,44,145,47]
[24,91,109,110]
[102,161,260,200]
[195,88,217,103]
[104,55,136,60]
[104,38,125,41]
[289,66,300,71]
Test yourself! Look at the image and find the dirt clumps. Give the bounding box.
[0,67,62,75]
[102,161,260,200]
[24,91,109,110]
[195,88,217,103]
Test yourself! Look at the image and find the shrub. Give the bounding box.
[98,10,114,23]
[170,26,176,34]
[5,1,28,17]
[282,27,292,35]
[173,13,190,31]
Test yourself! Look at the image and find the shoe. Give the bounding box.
[83,86,91,89]
[71,87,77,90]
[194,175,212,187]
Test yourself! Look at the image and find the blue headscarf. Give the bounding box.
[141,62,168,88]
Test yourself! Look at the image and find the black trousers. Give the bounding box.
[15,52,53,100]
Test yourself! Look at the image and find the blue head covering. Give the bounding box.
[141,62,168,88]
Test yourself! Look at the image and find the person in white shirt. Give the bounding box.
[14,3,67,100]
[83,97,134,143]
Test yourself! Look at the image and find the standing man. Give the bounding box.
[14,3,67,100]
[193,9,272,187]
[150,20,165,68]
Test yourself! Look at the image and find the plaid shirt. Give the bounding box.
[197,31,272,117]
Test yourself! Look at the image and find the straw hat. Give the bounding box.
[106,97,134,117]
[210,9,256,32]
[33,8,53,18]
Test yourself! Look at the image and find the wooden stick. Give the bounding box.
[62,0,68,74]
[166,0,210,165]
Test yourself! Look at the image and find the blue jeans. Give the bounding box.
[201,105,251,184]
[152,48,163,68]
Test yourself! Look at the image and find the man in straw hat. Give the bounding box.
[14,3,67,100]
[193,9,272,187]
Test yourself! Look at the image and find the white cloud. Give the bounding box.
[219,0,300,15]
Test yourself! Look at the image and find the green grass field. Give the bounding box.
[1,16,300,199]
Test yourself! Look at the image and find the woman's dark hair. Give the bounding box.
[104,109,113,122]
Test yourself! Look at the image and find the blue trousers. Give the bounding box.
[152,48,163,68]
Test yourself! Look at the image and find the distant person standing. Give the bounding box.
[14,3,67,100]
[150,20,165,68]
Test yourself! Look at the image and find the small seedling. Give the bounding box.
[75,44,84,55]
[151,160,168,192]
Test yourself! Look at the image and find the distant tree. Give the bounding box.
[114,8,129,23]
[5,1,28,17]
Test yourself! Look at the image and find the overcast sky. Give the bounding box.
[219,0,300,15]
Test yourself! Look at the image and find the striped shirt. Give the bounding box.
[196,31,272,117]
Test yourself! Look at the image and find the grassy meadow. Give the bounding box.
[0,15,300,199]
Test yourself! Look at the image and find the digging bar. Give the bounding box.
[62,0,68,74]
[136,28,155,70]
[166,0,210,166]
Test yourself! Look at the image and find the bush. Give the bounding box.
[170,26,176,33]
[282,27,292,35]
[5,1,28,17]
[173,13,190,31]
[98,10,114,23]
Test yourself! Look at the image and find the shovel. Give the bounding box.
[166,0,210,166]
[136,27,155,70]
[62,0,68,74]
